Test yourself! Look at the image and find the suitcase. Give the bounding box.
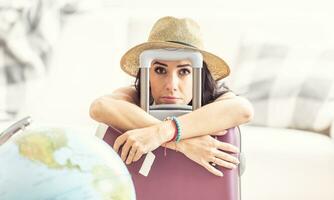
[97,48,245,200]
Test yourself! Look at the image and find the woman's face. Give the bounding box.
[150,59,193,105]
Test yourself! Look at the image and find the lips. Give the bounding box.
[161,96,179,99]
[160,96,180,103]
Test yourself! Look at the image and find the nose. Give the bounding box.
[165,72,179,92]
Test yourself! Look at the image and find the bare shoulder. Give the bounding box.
[107,86,139,105]
[214,92,236,102]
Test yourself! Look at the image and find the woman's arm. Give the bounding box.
[113,92,253,162]
[90,87,251,176]
[157,92,253,142]
[89,86,160,132]
[91,87,253,140]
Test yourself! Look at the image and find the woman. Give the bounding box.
[90,16,253,177]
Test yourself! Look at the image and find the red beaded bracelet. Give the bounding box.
[163,117,179,156]
[165,117,178,143]
[168,122,178,143]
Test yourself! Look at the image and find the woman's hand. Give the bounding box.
[113,124,171,165]
[178,132,240,177]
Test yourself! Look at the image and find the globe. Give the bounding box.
[0,125,136,200]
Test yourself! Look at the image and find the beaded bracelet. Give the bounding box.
[164,117,177,143]
[164,116,182,143]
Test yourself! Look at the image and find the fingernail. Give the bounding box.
[220,173,224,177]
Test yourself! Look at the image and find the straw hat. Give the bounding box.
[120,16,230,81]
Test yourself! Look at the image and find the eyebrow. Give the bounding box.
[177,64,191,68]
[153,61,168,67]
[153,61,191,68]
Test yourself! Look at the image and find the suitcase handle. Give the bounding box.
[139,48,203,112]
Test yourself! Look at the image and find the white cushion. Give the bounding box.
[228,27,334,135]
[241,125,334,200]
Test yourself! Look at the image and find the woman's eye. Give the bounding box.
[179,68,191,76]
[154,66,167,74]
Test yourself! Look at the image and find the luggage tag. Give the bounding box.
[103,126,156,177]
[139,151,156,176]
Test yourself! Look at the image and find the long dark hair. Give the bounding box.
[134,62,231,106]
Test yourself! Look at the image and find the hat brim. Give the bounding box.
[120,41,230,81]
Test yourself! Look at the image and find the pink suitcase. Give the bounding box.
[99,49,245,200]
[102,126,243,200]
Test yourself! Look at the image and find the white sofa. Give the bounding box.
[240,125,334,200]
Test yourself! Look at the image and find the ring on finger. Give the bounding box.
[211,157,217,166]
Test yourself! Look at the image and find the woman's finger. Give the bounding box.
[211,156,238,169]
[113,135,127,153]
[202,161,224,177]
[125,145,137,165]
[132,148,144,162]
[120,140,133,161]
[214,149,239,164]
[215,141,239,153]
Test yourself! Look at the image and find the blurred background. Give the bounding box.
[1,0,334,199]
[1,0,333,130]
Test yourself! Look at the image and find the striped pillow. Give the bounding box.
[228,36,334,136]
